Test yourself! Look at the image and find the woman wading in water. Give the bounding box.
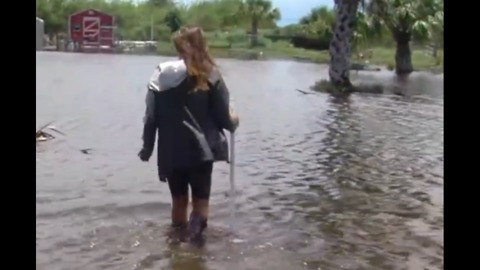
[138,26,239,243]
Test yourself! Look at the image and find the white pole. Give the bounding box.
[229,131,235,230]
[229,99,236,231]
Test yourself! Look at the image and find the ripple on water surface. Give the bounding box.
[37,52,443,270]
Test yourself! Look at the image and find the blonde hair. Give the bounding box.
[173,26,216,91]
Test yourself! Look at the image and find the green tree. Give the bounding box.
[164,9,183,33]
[299,7,335,41]
[147,0,173,7]
[36,0,67,38]
[367,0,441,74]
[352,11,384,54]
[238,0,281,47]
[300,6,335,26]
[35,0,282,44]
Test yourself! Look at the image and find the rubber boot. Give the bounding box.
[187,212,207,245]
[169,223,187,244]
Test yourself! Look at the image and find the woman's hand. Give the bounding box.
[138,148,151,162]
[230,111,240,130]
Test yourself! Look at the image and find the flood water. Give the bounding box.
[36,52,443,270]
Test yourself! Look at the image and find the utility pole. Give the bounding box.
[150,15,154,41]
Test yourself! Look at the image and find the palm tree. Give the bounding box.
[238,0,281,47]
[328,0,364,91]
[300,6,381,57]
[367,0,441,74]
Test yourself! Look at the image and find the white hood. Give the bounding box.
[147,59,188,92]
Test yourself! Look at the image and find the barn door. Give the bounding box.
[82,16,100,44]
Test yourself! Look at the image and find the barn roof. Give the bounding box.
[69,8,113,18]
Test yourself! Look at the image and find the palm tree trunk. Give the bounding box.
[394,30,413,75]
[328,0,359,90]
[250,15,258,47]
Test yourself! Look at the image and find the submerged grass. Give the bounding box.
[36,122,65,142]
[312,79,385,97]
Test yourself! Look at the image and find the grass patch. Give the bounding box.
[266,40,330,62]
[156,41,263,60]
[155,33,443,72]
[157,38,330,62]
[352,47,444,71]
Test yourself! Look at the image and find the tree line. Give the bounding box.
[36,0,279,45]
[36,0,443,88]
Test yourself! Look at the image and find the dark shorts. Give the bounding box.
[166,162,213,199]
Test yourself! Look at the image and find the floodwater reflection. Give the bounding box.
[37,52,443,270]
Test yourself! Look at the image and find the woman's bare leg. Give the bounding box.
[171,195,189,227]
[191,197,209,221]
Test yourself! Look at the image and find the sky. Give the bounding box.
[268,0,334,26]
[176,0,334,26]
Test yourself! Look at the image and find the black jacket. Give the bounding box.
[141,59,238,177]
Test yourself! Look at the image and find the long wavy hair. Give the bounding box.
[173,26,216,91]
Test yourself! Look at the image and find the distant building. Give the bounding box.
[36,17,44,51]
[69,9,115,52]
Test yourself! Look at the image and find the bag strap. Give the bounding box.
[180,78,215,159]
[181,77,204,133]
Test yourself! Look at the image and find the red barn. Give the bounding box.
[69,9,115,51]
